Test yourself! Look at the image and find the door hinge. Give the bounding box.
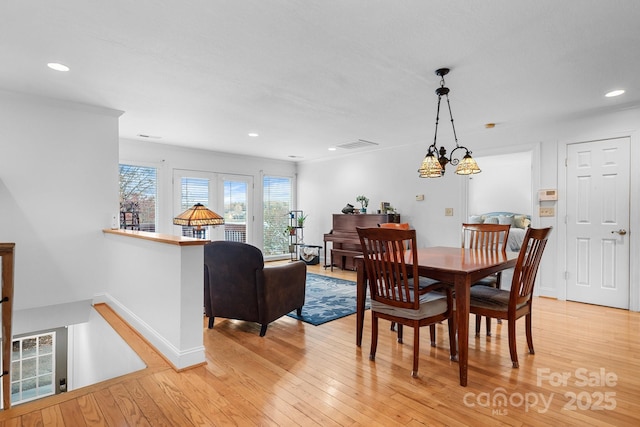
[564,271,569,280]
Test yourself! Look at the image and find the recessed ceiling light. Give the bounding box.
[248,133,259,137]
[47,62,70,72]
[328,147,337,151]
[137,134,162,139]
[605,89,625,97]
[484,123,496,129]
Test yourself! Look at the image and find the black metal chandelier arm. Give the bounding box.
[443,93,459,146]
[447,145,470,166]
[431,93,444,153]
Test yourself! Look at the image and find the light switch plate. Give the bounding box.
[539,207,555,217]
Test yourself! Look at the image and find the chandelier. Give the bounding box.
[418,68,481,178]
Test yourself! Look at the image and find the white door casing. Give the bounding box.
[566,137,630,309]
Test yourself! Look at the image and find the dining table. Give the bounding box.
[354,246,519,386]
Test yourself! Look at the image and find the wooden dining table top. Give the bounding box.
[403,246,518,278]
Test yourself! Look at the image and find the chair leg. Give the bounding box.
[486,315,492,336]
[370,315,379,361]
[259,324,268,337]
[508,318,519,368]
[397,324,403,343]
[296,307,302,316]
[475,314,482,337]
[526,313,535,354]
[208,317,214,329]
[447,317,458,361]
[411,326,420,378]
[429,324,436,347]
[390,321,396,331]
[495,276,502,324]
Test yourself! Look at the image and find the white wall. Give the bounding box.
[0,90,120,318]
[468,151,533,216]
[100,233,206,369]
[297,143,467,250]
[297,106,640,308]
[68,307,146,390]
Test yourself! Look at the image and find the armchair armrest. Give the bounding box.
[260,260,307,323]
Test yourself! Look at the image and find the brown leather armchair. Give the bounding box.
[204,241,306,336]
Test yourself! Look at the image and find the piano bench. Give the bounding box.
[330,249,362,271]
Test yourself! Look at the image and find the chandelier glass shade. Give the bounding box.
[418,68,481,178]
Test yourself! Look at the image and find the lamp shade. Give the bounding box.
[455,154,482,175]
[418,153,444,178]
[173,203,225,227]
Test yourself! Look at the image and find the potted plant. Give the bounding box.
[285,225,296,236]
[356,195,369,213]
[297,213,308,227]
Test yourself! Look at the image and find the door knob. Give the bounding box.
[611,229,627,236]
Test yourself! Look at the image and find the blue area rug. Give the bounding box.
[287,273,369,326]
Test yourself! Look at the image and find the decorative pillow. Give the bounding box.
[513,215,527,228]
[468,215,483,224]
[484,216,499,224]
[498,215,514,225]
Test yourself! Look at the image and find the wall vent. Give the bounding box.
[336,139,379,150]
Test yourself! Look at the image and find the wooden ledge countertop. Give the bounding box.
[103,229,210,246]
[0,243,16,254]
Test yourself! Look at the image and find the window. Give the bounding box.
[119,164,157,231]
[263,176,293,256]
[10,333,55,405]
[223,178,249,243]
[180,176,210,238]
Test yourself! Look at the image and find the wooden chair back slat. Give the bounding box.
[357,227,419,310]
[461,223,511,252]
[512,227,552,303]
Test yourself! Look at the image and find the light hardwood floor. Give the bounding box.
[1,263,639,426]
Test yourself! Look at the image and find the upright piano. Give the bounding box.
[324,213,400,270]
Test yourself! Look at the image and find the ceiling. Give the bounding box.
[2,1,640,162]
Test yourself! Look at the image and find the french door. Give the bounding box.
[220,174,252,243]
[173,170,252,243]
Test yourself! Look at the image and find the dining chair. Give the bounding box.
[461,223,511,336]
[379,222,411,333]
[469,226,552,368]
[356,226,457,378]
[378,221,438,339]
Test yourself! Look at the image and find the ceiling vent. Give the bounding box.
[336,139,379,150]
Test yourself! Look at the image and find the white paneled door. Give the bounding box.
[566,137,630,309]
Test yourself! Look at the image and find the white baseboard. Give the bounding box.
[93,292,205,370]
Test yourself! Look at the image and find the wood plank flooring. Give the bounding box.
[1,263,639,426]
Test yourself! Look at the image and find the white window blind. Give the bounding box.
[263,176,292,256]
[180,177,210,237]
